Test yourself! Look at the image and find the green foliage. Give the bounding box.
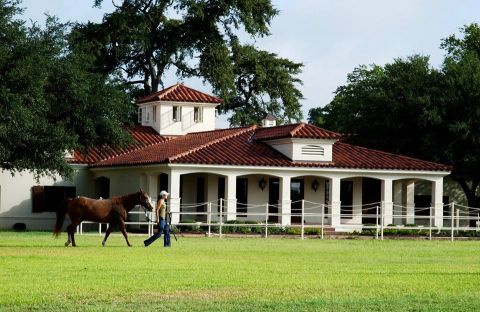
[0,1,132,178]
[310,23,480,208]
[219,41,303,126]
[76,0,302,125]
[178,219,200,232]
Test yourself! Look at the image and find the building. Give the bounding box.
[0,84,453,231]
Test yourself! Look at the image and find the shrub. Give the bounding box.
[285,227,301,235]
[304,228,320,235]
[178,219,200,232]
[267,225,285,235]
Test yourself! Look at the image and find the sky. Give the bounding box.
[20,0,480,128]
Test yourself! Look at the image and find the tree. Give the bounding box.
[75,0,302,124]
[220,42,303,126]
[309,24,480,213]
[0,0,132,178]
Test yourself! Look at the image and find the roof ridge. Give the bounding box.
[187,125,251,135]
[168,125,256,162]
[289,122,305,137]
[159,83,181,100]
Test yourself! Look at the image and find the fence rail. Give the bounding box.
[76,200,480,241]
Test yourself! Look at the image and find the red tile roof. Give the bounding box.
[86,123,451,172]
[92,127,252,167]
[136,84,223,104]
[255,123,341,141]
[70,125,170,164]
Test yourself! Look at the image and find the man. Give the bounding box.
[144,190,171,247]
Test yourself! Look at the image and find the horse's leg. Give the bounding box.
[66,223,78,247]
[65,232,71,247]
[102,223,115,247]
[119,221,132,247]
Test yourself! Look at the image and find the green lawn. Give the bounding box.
[1,232,480,311]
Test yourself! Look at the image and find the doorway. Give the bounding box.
[291,179,304,223]
[268,178,279,222]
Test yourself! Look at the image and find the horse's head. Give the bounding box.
[138,188,154,211]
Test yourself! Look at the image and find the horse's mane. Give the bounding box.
[111,192,141,211]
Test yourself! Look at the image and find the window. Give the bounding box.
[173,106,181,122]
[301,145,325,156]
[138,108,143,123]
[32,186,76,213]
[194,107,203,123]
[152,105,156,122]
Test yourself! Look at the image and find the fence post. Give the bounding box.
[321,204,324,240]
[429,206,432,241]
[265,203,269,238]
[456,208,460,233]
[380,202,384,241]
[376,205,379,240]
[301,200,305,240]
[207,202,212,238]
[451,202,455,241]
[99,223,102,235]
[219,198,223,238]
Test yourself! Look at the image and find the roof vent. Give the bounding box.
[301,145,325,156]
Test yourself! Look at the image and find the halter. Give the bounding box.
[141,205,155,223]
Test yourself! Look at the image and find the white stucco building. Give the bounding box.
[0,84,453,231]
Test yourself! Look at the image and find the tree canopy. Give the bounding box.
[0,0,132,178]
[74,0,303,124]
[309,23,480,209]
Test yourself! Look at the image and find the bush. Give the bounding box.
[13,223,26,232]
[285,227,301,235]
[223,220,240,233]
[178,219,200,232]
[304,228,321,235]
[267,225,285,235]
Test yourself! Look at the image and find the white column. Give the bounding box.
[352,177,362,224]
[147,175,158,203]
[432,178,444,228]
[168,171,181,224]
[381,178,393,226]
[393,181,403,225]
[225,174,237,221]
[402,180,415,224]
[206,174,218,203]
[279,176,291,226]
[331,177,341,227]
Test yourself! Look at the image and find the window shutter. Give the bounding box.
[32,186,44,213]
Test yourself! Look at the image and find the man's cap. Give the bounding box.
[159,190,169,196]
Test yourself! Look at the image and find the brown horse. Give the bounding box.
[54,189,154,247]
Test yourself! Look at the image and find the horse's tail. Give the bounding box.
[53,198,72,237]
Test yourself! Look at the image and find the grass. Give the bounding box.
[1,232,480,311]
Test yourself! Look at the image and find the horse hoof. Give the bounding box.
[102,241,106,247]
[65,242,69,247]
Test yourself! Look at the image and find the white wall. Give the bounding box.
[140,101,217,136]
[0,166,93,230]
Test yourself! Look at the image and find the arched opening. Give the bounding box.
[361,178,382,224]
[94,177,110,199]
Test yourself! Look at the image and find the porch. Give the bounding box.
[92,166,447,232]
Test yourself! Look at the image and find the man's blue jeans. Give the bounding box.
[144,219,171,247]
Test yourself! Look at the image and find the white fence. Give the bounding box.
[77,199,480,241]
